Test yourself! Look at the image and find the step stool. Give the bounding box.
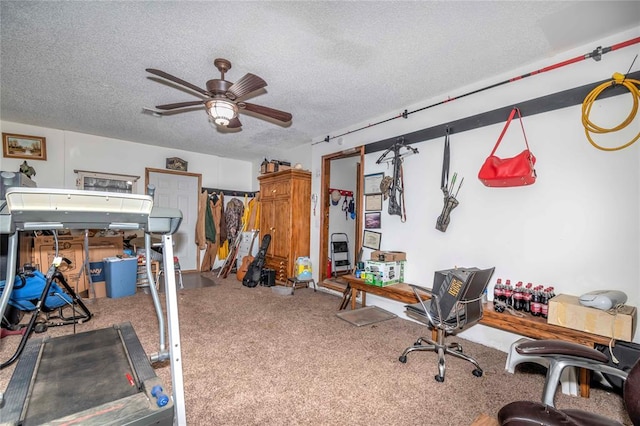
[287,277,317,295]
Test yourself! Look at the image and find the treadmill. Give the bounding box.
[0,187,186,425]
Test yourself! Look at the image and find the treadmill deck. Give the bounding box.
[1,323,173,426]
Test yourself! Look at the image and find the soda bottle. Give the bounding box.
[513,281,524,310]
[504,279,513,309]
[530,286,541,316]
[541,288,549,319]
[548,286,556,301]
[524,283,533,313]
[493,278,503,311]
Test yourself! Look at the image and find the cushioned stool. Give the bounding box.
[506,337,579,397]
[286,277,316,295]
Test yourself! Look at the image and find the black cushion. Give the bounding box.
[498,400,577,425]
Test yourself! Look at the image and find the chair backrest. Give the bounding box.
[430,267,495,325]
[460,267,495,323]
[624,358,640,424]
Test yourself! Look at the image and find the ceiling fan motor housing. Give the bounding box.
[206,79,233,98]
[147,57,292,127]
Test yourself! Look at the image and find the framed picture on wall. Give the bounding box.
[364,212,381,229]
[363,172,384,195]
[363,230,382,250]
[2,133,47,161]
[364,194,382,211]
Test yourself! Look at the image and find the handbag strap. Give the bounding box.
[440,128,450,193]
[489,107,530,156]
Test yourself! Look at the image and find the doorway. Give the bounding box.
[145,168,202,272]
[319,147,364,291]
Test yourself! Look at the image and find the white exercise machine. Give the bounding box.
[0,187,186,425]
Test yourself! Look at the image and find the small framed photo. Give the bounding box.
[364,212,381,229]
[363,230,382,250]
[364,194,382,211]
[363,172,384,195]
[2,133,47,161]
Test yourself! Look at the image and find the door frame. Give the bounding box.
[319,146,365,284]
[145,167,202,272]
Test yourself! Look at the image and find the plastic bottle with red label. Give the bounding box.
[541,287,550,319]
[493,278,504,312]
[504,279,513,309]
[524,283,533,313]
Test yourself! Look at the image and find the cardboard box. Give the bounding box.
[92,281,107,298]
[33,235,123,296]
[363,260,405,286]
[34,235,88,293]
[370,251,407,262]
[548,294,637,342]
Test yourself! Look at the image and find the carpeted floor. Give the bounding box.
[0,273,630,425]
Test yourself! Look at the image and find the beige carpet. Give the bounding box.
[0,275,630,425]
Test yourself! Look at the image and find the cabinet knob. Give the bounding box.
[271,189,277,193]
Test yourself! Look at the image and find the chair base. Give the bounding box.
[399,336,483,382]
[505,337,579,397]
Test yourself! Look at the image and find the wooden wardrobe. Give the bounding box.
[258,169,311,283]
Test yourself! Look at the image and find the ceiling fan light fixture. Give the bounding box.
[206,99,238,126]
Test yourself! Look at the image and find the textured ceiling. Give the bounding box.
[1,1,638,163]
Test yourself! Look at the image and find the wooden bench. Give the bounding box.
[342,274,613,398]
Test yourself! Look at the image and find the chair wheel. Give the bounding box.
[472,369,483,377]
[435,375,445,382]
[34,323,48,333]
[399,355,407,363]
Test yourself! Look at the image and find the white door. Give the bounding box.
[147,169,201,271]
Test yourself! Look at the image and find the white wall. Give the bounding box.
[0,122,254,192]
[0,121,257,272]
[310,28,640,350]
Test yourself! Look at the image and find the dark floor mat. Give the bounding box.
[336,306,397,327]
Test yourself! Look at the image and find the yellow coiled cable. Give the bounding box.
[582,72,640,151]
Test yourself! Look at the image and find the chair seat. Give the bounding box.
[405,302,466,327]
[498,400,623,426]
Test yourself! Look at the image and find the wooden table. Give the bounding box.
[342,274,613,398]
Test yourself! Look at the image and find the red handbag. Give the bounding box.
[478,107,537,187]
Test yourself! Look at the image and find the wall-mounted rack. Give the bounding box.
[329,188,354,197]
[202,187,258,198]
[365,70,640,155]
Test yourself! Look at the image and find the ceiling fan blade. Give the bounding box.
[146,68,210,97]
[241,102,292,122]
[226,73,267,100]
[156,100,206,110]
[227,117,242,128]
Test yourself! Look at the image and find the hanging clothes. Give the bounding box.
[218,193,227,244]
[201,195,222,272]
[224,197,245,244]
[195,190,208,250]
[242,195,260,231]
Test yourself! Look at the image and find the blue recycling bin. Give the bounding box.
[104,257,138,298]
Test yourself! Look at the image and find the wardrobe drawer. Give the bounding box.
[260,180,291,199]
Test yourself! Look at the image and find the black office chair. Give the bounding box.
[498,340,640,425]
[398,266,495,382]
